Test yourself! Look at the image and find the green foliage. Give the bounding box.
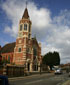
[42,51,60,70]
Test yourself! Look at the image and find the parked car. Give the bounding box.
[54,68,63,74]
[0,75,9,85]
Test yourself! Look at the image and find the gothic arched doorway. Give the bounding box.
[33,64,38,71]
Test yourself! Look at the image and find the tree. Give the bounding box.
[42,51,60,70]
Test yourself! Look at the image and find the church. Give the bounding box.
[0,7,42,72]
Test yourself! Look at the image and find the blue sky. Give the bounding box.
[0,0,70,45]
[35,0,70,15]
[0,0,70,64]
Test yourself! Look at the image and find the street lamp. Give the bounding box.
[40,63,42,75]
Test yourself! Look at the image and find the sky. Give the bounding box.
[0,0,70,64]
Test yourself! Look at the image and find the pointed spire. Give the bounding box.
[22,1,30,19]
[22,8,29,19]
[22,2,29,20]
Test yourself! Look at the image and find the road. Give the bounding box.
[9,72,70,85]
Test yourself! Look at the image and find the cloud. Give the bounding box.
[0,37,9,47]
[2,0,51,38]
[40,10,70,64]
[1,0,70,64]
[44,10,70,64]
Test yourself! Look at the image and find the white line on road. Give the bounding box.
[25,79,43,84]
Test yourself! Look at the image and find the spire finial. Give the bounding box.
[22,0,29,19]
[26,0,28,8]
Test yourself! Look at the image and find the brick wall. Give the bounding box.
[7,65,24,77]
[1,52,14,63]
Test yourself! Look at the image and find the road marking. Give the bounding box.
[25,79,43,84]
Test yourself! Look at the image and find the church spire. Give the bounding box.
[22,8,29,19]
[22,2,29,19]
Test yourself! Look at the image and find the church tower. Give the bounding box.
[18,8,32,39]
[13,8,32,65]
[13,7,41,72]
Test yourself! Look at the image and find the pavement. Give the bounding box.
[62,79,70,85]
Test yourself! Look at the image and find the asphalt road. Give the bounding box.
[9,72,70,85]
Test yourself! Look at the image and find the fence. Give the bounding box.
[7,65,24,77]
[0,65,3,75]
[0,65,24,77]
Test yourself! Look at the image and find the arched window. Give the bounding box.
[20,25,23,31]
[8,56,10,63]
[18,48,21,52]
[33,48,37,56]
[24,24,27,30]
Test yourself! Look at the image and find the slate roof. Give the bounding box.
[0,38,39,54]
[22,8,29,19]
[0,42,15,53]
[32,37,39,47]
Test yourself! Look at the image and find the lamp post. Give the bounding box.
[40,62,42,75]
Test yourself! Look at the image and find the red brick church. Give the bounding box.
[0,7,42,71]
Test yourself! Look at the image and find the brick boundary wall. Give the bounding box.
[0,65,24,77]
